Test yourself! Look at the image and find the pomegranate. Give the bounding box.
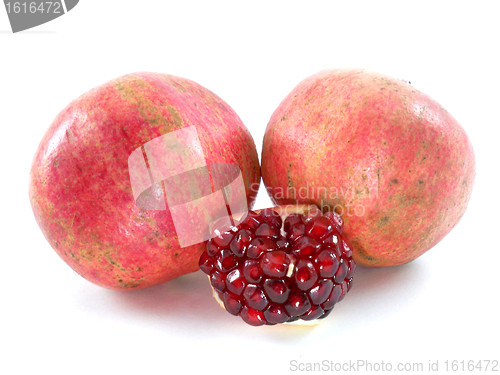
[261,69,475,267]
[200,205,355,326]
[29,72,260,290]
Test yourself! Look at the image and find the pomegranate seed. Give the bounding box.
[308,279,334,305]
[258,208,283,229]
[318,309,333,319]
[276,238,291,251]
[313,249,339,278]
[199,251,214,275]
[324,210,343,234]
[210,270,226,292]
[346,278,353,292]
[285,291,312,317]
[264,304,290,324]
[294,259,318,291]
[214,249,238,273]
[239,211,262,231]
[260,251,291,278]
[292,236,322,258]
[230,229,254,257]
[284,214,303,232]
[346,259,356,279]
[341,239,353,257]
[323,233,339,246]
[333,258,348,283]
[242,259,263,283]
[302,209,322,225]
[306,216,334,239]
[339,280,348,302]
[206,240,219,257]
[321,284,342,310]
[287,223,306,242]
[300,305,325,321]
[247,237,277,259]
[222,292,242,316]
[240,306,266,326]
[226,268,247,295]
[212,230,235,248]
[255,223,281,239]
[243,284,269,311]
[323,236,341,258]
[263,278,291,304]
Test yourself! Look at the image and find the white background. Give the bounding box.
[1,1,499,374]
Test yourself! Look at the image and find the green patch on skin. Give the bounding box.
[104,253,127,272]
[287,163,294,197]
[167,105,184,129]
[115,78,178,136]
[118,277,145,289]
[354,245,376,263]
[355,186,370,200]
[378,216,390,228]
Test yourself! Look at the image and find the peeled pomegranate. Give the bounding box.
[29,72,260,290]
[262,69,475,267]
[200,205,355,326]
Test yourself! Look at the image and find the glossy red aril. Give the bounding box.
[292,236,322,258]
[230,229,254,257]
[242,259,263,284]
[240,306,266,326]
[294,260,318,291]
[255,223,281,239]
[247,238,277,259]
[243,284,269,311]
[222,292,242,316]
[285,291,312,317]
[306,216,335,239]
[263,278,291,304]
[214,249,238,273]
[314,249,340,278]
[264,304,290,324]
[260,251,291,278]
[226,269,247,295]
[308,279,334,305]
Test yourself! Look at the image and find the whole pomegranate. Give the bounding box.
[29,72,260,290]
[262,69,475,267]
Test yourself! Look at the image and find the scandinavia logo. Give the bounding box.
[3,0,79,33]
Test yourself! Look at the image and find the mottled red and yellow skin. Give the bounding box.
[262,69,475,266]
[29,72,260,289]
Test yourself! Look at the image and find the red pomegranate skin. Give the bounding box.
[262,69,475,267]
[29,72,260,289]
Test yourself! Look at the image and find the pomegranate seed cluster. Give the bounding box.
[199,208,356,326]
